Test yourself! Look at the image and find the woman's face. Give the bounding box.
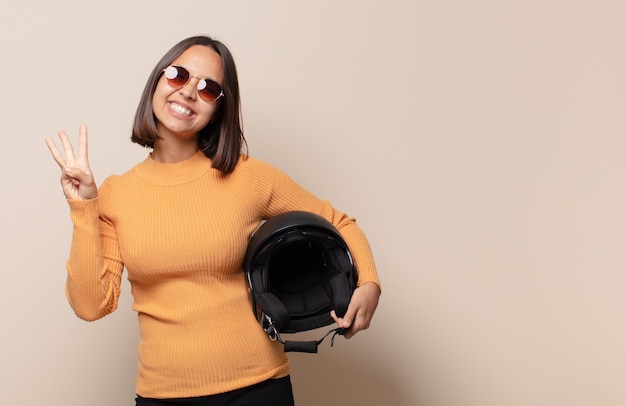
[152,45,224,141]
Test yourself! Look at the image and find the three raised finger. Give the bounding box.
[45,125,90,170]
[45,134,68,169]
[77,124,88,161]
[58,130,76,163]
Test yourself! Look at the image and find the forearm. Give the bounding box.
[330,212,380,289]
[66,198,122,321]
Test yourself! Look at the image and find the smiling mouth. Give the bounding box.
[169,102,193,117]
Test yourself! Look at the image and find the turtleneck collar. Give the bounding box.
[134,151,212,185]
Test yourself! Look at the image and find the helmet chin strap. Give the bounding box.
[262,314,345,353]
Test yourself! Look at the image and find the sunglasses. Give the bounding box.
[162,65,224,102]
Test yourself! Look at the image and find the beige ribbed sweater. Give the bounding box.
[65,152,379,398]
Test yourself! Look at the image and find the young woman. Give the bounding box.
[46,35,381,405]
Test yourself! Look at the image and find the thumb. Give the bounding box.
[65,166,93,182]
[64,166,98,200]
[331,307,355,329]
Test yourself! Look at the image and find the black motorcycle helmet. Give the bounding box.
[244,211,358,353]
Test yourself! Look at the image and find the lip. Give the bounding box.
[167,101,196,119]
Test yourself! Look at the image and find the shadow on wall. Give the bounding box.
[288,334,411,406]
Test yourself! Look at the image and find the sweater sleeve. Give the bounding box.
[243,157,380,289]
[65,193,124,321]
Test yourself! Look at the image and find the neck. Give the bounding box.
[151,135,199,164]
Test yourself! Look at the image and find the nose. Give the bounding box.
[179,78,199,100]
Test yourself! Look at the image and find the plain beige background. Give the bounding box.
[1,0,625,405]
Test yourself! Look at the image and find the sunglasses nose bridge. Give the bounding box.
[179,76,201,100]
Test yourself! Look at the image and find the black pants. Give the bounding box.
[135,376,295,406]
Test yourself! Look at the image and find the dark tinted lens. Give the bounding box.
[164,66,189,87]
[197,79,223,102]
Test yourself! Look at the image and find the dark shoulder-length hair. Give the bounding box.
[131,35,247,175]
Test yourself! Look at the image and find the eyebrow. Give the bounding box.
[172,64,222,84]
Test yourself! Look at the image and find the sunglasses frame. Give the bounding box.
[162,65,224,103]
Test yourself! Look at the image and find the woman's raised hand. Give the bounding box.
[46,125,98,200]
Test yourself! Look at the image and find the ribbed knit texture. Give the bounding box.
[65,152,379,398]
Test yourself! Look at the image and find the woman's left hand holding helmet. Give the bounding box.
[331,282,381,339]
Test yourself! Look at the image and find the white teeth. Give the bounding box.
[170,102,192,116]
